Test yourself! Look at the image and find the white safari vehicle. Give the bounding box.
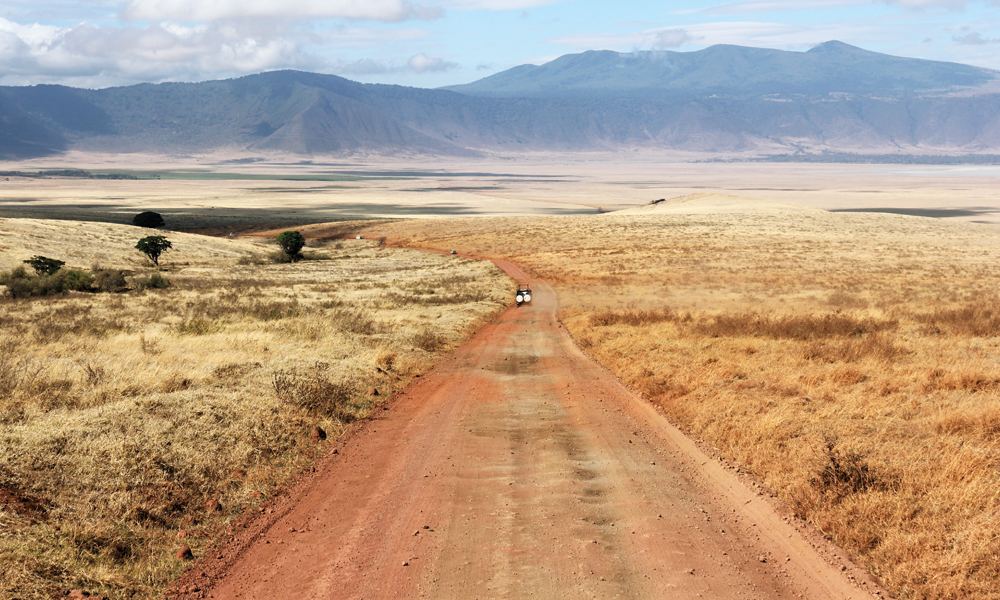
[516,283,532,307]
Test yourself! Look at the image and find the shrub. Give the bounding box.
[60,269,94,292]
[276,231,305,261]
[236,254,267,266]
[24,256,65,276]
[271,364,356,421]
[93,268,128,292]
[267,251,293,264]
[813,443,894,500]
[134,273,171,290]
[3,269,93,298]
[175,318,217,335]
[0,266,28,285]
[411,327,446,352]
[133,211,165,228]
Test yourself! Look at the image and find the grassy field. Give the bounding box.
[6,161,1000,599]
[0,219,511,599]
[366,194,1000,600]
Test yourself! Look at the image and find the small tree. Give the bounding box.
[133,211,165,228]
[135,236,172,266]
[276,231,306,260]
[24,256,65,276]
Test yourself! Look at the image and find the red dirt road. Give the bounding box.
[170,259,886,600]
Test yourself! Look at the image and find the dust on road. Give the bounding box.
[169,260,884,600]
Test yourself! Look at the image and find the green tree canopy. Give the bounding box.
[276,231,306,259]
[24,256,65,276]
[135,236,172,266]
[133,211,165,228]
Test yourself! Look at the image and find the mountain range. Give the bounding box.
[2,41,1000,160]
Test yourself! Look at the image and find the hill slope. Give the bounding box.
[2,42,1000,158]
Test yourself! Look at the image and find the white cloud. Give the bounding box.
[0,17,321,86]
[308,26,433,48]
[436,0,563,9]
[121,0,442,22]
[407,52,458,72]
[652,29,692,49]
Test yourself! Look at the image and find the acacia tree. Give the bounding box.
[24,256,65,275]
[276,231,306,260]
[135,236,172,266]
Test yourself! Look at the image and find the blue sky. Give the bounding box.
[1,0,999,89]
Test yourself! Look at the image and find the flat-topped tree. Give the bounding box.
[133,211,165,228]
[24,256,65,275]
[135,236,172,266]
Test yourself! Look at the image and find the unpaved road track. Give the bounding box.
[170,260,885,600]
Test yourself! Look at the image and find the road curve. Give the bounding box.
[169,259,885,600]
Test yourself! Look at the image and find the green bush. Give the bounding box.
[0,266,28,285]
[60,270,94,292]
[134,273,171,290]
[3,269,94,298]
[276,231,305,261]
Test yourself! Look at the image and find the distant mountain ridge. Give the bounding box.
[443,41,999,97]
[2,41,1000,159]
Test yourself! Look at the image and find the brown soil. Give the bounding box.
[0,484,50,521]
[166,259,887,600]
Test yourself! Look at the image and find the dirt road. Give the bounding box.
[170,259,885,600]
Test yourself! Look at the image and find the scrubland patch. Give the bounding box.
[368,206,1000,600]
[0,223,509,600]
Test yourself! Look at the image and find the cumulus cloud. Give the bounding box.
[121,0,442,22]
[652,29,692,49]
[407,52,458,72]
[0,17,320,86]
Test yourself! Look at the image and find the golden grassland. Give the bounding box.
[0,219,511,599]
[366,195,1000,600]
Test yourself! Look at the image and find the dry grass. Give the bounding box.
[367,198,1000,600]
[0,221,510,600]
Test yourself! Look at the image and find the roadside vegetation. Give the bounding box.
[368,201,1000,600]
[0,220,509,599]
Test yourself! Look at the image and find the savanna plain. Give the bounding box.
[2,159,1000,600]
